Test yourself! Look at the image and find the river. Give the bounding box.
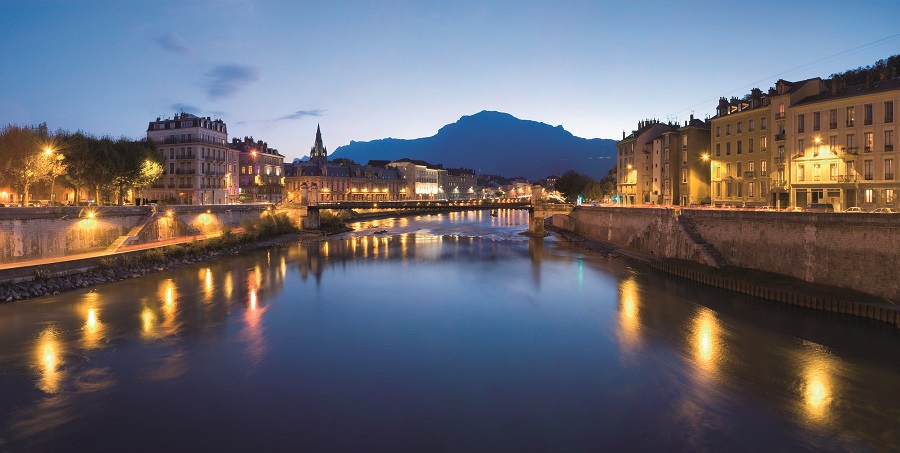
[0,210,898,451]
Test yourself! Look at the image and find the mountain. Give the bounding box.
[330,111,617,180]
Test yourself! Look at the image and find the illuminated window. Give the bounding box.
[886,189,896,203]
[865,189,874,203]
[797,139,805,156]
[865,132,873,152]
[760,160,767,177]
[748,182,755,197]
[886,158,894,180]
[813,163,821,181]
[797,164,805,182]
[830,163,837,181]
[760,136,767,151]
[846,106,855,127]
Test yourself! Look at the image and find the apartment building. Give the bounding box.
[788,76,900,210]
[616,119,678,205]
[146,113,237,205]
[710,88,777,207]
[232,136,285,203]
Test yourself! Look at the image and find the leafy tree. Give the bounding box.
[0,124,51,204]
[555,170,593,202]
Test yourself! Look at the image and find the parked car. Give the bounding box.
[872,207,897,213]
[784,206,804,212]
[804,203,834,212]
[844,207,865,213]
[756,206,775,211]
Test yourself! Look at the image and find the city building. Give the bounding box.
[283,126,404,203]
[231,136,285,203]
[787,76,900,211]
[710,87,778,208]
[146,112,236,205]
[444,168,479,200]
[676,116,712,206]
[616,119,678,205]
[387,159,446,200]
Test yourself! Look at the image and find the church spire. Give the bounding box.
[310,124,327,165]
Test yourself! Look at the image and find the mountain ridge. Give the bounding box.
[330,110,616,180]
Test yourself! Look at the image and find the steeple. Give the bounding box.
[310,123,327,165]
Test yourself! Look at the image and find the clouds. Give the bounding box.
[157,32,191,55]
[275,110,325,121]
[204,64,260,100]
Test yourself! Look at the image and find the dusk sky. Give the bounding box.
[2,1,899,161]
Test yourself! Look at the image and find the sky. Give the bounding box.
[2,0,899,162]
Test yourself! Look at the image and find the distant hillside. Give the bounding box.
[330,111,616,180]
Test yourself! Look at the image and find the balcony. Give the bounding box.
[775,112,785,120]
[774,156,787,164]
[774,132,786,141]
[864,146,873,153]
[744,171,756,179]
[886,173,895,180]
[837,175,858,183]
[177,183,194,189]
[175,169,195,175]
[840,147,859,161]
[162,137,224,146]
[846,120,855,127]
[174,154,196,160]
[886,145,894,152]
[829,122,837,129]
[771,180,787,191]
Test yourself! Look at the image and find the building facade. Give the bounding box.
[444,168,479,200]
[387,159,446,200]
[232,137,285,203]
[146,113,235,205]
[616,120,678,205]
[283,127,404,203]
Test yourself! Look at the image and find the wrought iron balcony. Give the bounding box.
[837,175,858,183]
[774,132,786,141]
[744,171,756,178]
[886,145,894,151]
[774,156,786,164]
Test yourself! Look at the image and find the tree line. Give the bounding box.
[0,123,164,205]
[554,166,617,203]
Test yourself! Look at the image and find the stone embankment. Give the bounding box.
[0,232,325,303]
[548,208,900,329]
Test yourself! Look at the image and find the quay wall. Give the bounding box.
[0,205,269,263]
[568,207,900,302]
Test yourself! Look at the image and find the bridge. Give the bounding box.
[294,184,574,236]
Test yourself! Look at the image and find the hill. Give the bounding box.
[330,111,616,180]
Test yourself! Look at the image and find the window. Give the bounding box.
[886,158,895,180]
[761,117,767,130]
[748,138,754,153]
[682,135,688,147]
[886,130,894,151]
[864,159,873,180]
[846,106,855,127]
[760,160,768,176]
[829,135,838,153]
[797,139,805,156]
[737,122,743,133]
[864,104,873,125]
[829,109,838,129]
[749,182,755,197]
[736,182,743,197]
[682,169,687,183]
[886,101,894,123]
[716,126,721,137]
[726,142,731,155]
[737,162,743,176]
[726,182,732,197]
[748,161,755,173]
[716,143,721,156]
[813,112,820,131]
[865,189,874,203]
[682,150,687,164]
[846,161,855,176]
[865,132,873,152]
[716,182,722,197]
[726,163,732,177]
[797,164,805,181]
[778,103,785,119]
[830,162,837,181]
[886,189,896,203]
[797,114,805,133]
[749,120,754,131]
[737,140,743,154]
[813,163,821,181]
[715,164,721,180]
[726,124,731,135]
[847,134,855,149]
[760,136,767,151]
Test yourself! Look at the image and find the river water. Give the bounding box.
[0,210,898,451]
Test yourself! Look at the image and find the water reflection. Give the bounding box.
[617,277,641,355]
[799,343,836,424]
[34,326,63,394]
[691,307,722,377]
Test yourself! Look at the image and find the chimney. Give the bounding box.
[831,75,842,95]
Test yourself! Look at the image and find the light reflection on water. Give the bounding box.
[0,210,897,450]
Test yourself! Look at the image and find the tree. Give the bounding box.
[555,170,593,202]
[0,124,50,204]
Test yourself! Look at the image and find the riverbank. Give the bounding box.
[546,224,900,329]
[0,231,328,303]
